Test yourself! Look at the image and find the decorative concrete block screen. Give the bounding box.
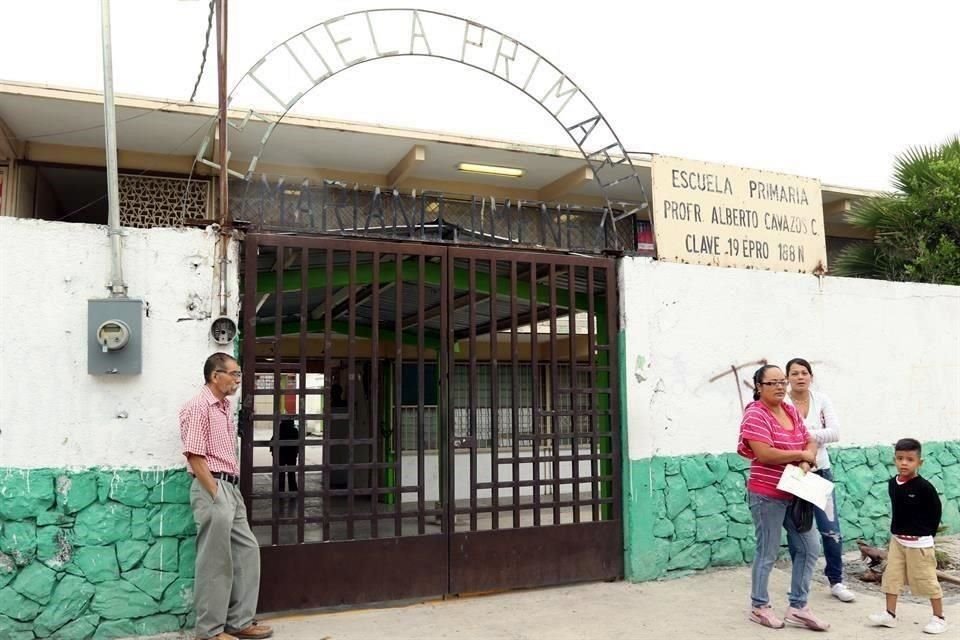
[118,174,211,229]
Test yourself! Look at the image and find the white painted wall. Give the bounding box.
[0,218,239,469]
[621,258,960,460]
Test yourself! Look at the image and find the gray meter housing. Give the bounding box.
[88,298,143,375]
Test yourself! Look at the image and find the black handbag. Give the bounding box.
[789,497,814,533]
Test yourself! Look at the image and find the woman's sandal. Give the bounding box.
[750,607,785,629]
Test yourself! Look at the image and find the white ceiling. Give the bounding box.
[0,83,871,207]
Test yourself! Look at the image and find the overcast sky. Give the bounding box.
[2,0,958,190]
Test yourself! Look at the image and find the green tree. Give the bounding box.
[833,136,960,284]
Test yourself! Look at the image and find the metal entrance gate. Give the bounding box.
[240,234,622,611]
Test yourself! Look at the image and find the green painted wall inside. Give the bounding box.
[623,441,960,581]
[0,468,196,639]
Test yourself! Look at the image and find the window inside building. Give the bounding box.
[12,162,211,226]
[30,165,110,224]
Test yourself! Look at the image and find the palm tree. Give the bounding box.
[833,136,960,285]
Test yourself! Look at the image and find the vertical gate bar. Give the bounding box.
[322,248,333,542]
[443,249,454,548]
[271,245,284,546]
[438,247,449,591]
[436,266,446,540]
[416,254,426,534]
[510,259,520,528]
[568,263,580,523]
[370,251,380,539]
[467,257,478,531]
[606,262,622,522]
[393,253,403,537]
[240,237,258,519]
[489,258,499,530]
[346,249,357,540]
[529,258,540,527]
[548,263,561,524]
[381,361,392,512]
[597,264,612,520]
[587,265,599,521]
[297,246,308,543]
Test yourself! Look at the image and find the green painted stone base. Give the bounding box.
[0,468,196,639]
[624,441,960,581]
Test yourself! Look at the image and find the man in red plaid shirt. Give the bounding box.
[180,353,273,640]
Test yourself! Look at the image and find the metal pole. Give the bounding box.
[216,0,230,316]
[216,0,228,228]
[100,0,126,296]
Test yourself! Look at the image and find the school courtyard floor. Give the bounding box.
[150,558,959,640]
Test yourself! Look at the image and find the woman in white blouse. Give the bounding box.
[784,357,856,603]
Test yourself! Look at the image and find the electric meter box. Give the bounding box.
[88,298,143,375]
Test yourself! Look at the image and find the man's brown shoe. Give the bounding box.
[227,623,274,639]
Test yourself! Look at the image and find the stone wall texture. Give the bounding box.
[5,445,959,635]
[0,468,196,639]
[624,441,960,581]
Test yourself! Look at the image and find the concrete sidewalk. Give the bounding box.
[155,565,957,639]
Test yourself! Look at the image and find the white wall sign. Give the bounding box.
[651,156,827,272]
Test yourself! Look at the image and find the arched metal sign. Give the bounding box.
[202,9,647,250]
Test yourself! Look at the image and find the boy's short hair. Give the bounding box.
[894,438,922,455]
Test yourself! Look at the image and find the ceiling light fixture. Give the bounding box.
[457,162,524,178]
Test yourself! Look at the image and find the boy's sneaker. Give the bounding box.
[923,616,948,635]
[830,583,856,602]
[867,610,898,628]
[785,607,830,631]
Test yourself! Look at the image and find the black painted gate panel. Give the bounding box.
[240,235,621,611]
[443,247,622,594]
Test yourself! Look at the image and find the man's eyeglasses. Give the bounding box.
[216,369,242,380]
[758,380,788,387]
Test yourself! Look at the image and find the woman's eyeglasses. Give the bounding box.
[759,380,788,387]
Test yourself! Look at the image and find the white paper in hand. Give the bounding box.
[776,465,834,511]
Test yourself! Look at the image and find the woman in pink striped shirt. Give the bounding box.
[738,364,828,631]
